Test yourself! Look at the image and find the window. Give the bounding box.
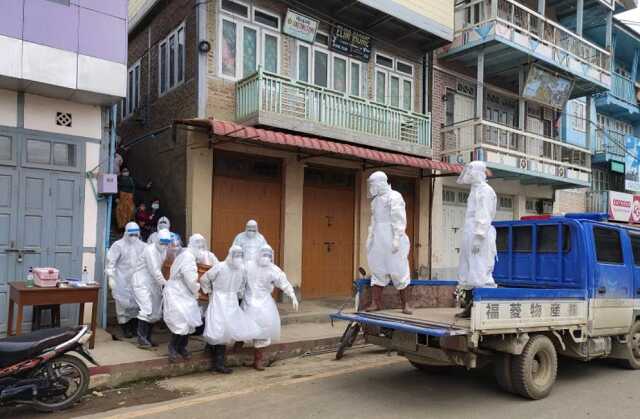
[313,49,328,87]
[297,39,362,97]
[458,191,469,204]
[315,32,329,46]
[52,143,76,167]
[594,227,623,264]
[537,225,570,253]
[221,0,248,18]
[443,189,456,203]
[333,56,347,92]
[375,53,413,110]
[350,62,361,96]
[26,139,76,168]
[122,61,141,119]
[498,196,513,209]
[629,232,640,266]
[219,5,280,79]
[26,140,51,164]
[159,23,186,94]
[513,226,532,252]
[298,45,309,82]
[0,135,12,161]
[571,101,586,132]
[496,227,508,252]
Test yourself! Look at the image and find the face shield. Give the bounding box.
[367,171,389,199]
[124,222,140,243]
[258,247,273,267]
[157,230,172,251]
[158,217,170,231]
[245,220,258,239]
[457,161,487,185]
[188,234,206,261]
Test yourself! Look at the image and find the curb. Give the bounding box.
[88,334,345,388]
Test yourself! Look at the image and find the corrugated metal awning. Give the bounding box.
[175,118,464,174]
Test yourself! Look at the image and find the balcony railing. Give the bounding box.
[594,127,626,159]
[441,119,591,183]
[610,73,637,105]
[453,0,610,74]
[586,190,609,213]
[236,69,431,148]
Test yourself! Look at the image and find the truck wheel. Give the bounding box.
[494,353,514,393]
[511,335,557,400]
[621,321,640,370]
[409,361,451,374]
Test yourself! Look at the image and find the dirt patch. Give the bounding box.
[2,380,194,419]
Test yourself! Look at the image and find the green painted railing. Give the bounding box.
[610,73,637,106]
[236,69,431,147]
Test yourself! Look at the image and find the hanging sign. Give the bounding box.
[282,9,319,43]
[608,191,633,222]
[330,24,372,62]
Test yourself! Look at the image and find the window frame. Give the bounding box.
[374,53,414,111]
[21,135,82,173]
[629,231,640,266]
[261,30,281,74]
[571,100,586,133]
[158,22,186,96]
[122,60,141,119]
[593,226,624,265]
[221,0,249,18]
[252,6,281,31]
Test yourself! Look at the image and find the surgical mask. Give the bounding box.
[158,244,168,252]
[122,171,130,177]
[258,256,271,267]
[246,229,257,239]
[232,256,243,268]
[126,233,139,242]
[152,203,159,210]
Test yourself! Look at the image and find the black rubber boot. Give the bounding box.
[147,322,158,347]
[168,334,180,363]
[177,335,192,360]
[121,322,133,339]
[137,320,152,349]
[211,345,232,374]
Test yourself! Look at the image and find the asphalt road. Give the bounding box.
[82,348,640,419]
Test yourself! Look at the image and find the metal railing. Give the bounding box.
[594,127,626,159]
[236,69,431,147]
[610,73,637,105]
[440,119,591,182]
[453,0,610,73]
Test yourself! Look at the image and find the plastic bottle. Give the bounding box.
[26,267,34,288]
[82,266,89,285]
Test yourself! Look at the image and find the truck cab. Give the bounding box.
[332,213,640,399]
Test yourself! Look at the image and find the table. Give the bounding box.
[7,282,100,348]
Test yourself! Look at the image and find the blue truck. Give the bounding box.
[332,213,640,399]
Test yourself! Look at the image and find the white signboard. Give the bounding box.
[282,9,318,43]
[474,300,587,331]
[608,191,633,222]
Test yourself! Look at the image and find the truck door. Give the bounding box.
[627,231,640,299]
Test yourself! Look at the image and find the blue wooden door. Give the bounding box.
[0,165,18,334]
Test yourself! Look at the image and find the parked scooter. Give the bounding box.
[0,325,97,412]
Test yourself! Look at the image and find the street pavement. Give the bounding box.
[80,346,640,419]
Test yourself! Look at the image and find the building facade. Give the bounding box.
[119,0,455,301]
[0,0,128,333]
[429,0,637,279]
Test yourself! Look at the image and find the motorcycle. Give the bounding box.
[0,325,97,412]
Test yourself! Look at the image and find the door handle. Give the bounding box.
[598,287,606,295]
[323,241,336,252]
[455,248,460,253]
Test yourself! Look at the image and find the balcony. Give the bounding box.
[594,73,640,121]
[593,127,626,163]
[440,119,591,187]
[236,70,432,157]
[439,0,611,97]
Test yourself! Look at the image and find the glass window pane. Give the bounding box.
[350,63,360,96]
[254,10,279,29]
[53,143,76,167]
[314,50,328,87]
[264,34,278,73]
[594,227,623,264]
[160,43,167,92]
[26,140,51,164]
[0,136,12,160]
[221,0,248,17]
[403,80,412,110]
[376,71,386,104]
[333,57,346,92]
[376,54,393,68]
[315,32,329,46]
[298,45,309,82]
[243,27,257,77]
[397,61,413,75]
[169,35,176,87]
[222,20,237,77]
[178,28,185,82]
[630,232,640,266]
[390,76,400,107]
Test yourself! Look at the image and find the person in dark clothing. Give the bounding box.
[115,168,152,230]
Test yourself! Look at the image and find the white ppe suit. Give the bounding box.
[200,245,260,345]
[163,238,204,335]
[132,230,171,323]
[366,171,411,290]
[242,245,298,348]
[457,161,497,290]
[232,220,268,262]
[148,216,182,246]
[105,222,146,324]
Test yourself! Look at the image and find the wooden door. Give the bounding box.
[212,152,282,263]
[301,168,355,299]
[389,176,417,274]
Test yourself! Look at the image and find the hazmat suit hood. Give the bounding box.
[367,171,392,199]
[257,245,274,267]
[226,245,245,270]
[124,222,141,244]
[156,229,172,253]
[157,216,171,231]
[245,220,259,239]
[187,234,205,261]
[457,161,487,186]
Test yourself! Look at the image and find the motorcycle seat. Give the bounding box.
[0,326,81,369]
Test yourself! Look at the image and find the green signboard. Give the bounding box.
[611,160,625,174]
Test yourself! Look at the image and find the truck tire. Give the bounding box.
[621,321,640,370]
[511,335,557,400]
[494,353,514,393]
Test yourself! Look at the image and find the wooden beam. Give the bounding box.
[333,0,359,16]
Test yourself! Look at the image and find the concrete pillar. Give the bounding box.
[186,131,213,243]
[577,0,583,37]
[632,48,639,83]
[282,157,304,291]
[476,51,485,120]
[430,177,445,279]
[417,176,431,274]
[518,67,526,130]
[606,11,613,51]
[586,95,593,151]
[537,0,545,16]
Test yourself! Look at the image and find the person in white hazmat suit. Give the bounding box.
[201,245,260,373]
[232,220,267,262]
[163,235,204,362]
[186,234,219,337]
[365,171,413,315]
[242,245,299,370]
[456,160,497,318]
[132,229,172,349]
[105,222,146,338]
[147,216,170,244]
